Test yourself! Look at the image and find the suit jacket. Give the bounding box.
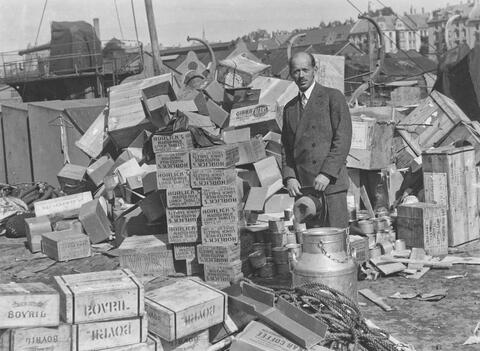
[281,83,352,195]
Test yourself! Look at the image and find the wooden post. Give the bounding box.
[144,0,166,75]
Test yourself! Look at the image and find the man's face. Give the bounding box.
[290,54,317,92]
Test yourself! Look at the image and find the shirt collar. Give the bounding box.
[300,82,315,101]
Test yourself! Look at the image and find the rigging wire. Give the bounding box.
[131,0,140,44]
[34,0,48,46]
[114,0,125,40]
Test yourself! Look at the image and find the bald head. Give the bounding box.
[289,52,317,92]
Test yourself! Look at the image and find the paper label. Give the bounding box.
[351,121,369,150]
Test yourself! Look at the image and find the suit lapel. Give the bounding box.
[287,95,301,133]
[294,83,326,148]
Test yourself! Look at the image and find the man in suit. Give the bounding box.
[281,52,352,228]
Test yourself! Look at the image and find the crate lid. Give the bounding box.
[422,144,474,155]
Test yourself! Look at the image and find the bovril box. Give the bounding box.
[147,330,210,351]
[0,324,72,351]
[190,145,239,169]
[145,279,227,342]
[53,269,144,324]
[0,282,59,329]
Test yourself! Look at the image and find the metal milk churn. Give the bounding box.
[292,227,358,302]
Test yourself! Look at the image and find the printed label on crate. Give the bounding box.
[423,210,448,256]
[157,169,190,189]
[190,168,235,187]
[119,251,175,276]
[201,224,239,245]
[190,147,239,168]
[174,243,197,260]
[204,262,242,282]
[201,185,238,206]
[34,192,92,217]
[423,172,448,208]
[2,324,73,351]
[351,121,369,150]
[152,132,193,153]
[166,188,201,208]
[197,245,240,264]
[201,205,238,226]
[167,223,200,243]
[156,151,190,169]
[166,208,201,225]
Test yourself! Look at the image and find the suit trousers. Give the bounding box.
[325,191,349,228]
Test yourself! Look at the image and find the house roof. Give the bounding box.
[428,3,474,23]
[401,14,429,30]
[350,16,396,34]
[283,24,354,48]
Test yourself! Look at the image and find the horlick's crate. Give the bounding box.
[190,167,236,187]
[167,223,200,244]
[173,243,197,261]
[204,260,243,283]
[147,329,210,351]
[166,208,201,226]
[41,231,91,262]
[201,185,238,206]
[166,188,201,208]
[155,151,190,169]
[0,324,73,351]
[397,203,448,256]
[151,131,194,154]
[156,169,190,190]
[0,282,59,328]
[53,269,144,324]
[190,145,239,169]
[73,316,147,351]
[201,204,239,226]
[201,223,239,245]
[145,279,227,341]
[197,244,241,264]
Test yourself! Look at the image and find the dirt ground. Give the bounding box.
[1,235,479,350]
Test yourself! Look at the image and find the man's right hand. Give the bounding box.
[286,178,303,197]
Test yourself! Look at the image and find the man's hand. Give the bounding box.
[314,173,330,192]
[286,178,303,197]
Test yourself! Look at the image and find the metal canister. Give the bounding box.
[252,243,265,255]
[276,262,291,277]
[358,219,374,234]
[272,247,289,264]
[248,250,266,269]
[292,227,358,302]
[395,239,406,251]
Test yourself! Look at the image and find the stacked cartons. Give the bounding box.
[191,144,242,286]
[0,282,64,351]
[52,269,148,351]
[153,131,199,273]
[422,145,479,246]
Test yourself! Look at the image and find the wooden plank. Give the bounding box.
[360,186,375,218]
[358,289,394,311]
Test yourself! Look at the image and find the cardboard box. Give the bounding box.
[166,208,201,226]
[138,190,167,223]
[0,282,59,328]
[57,164,88,194]
[204,260,242,282]
[87,156,115,186]
[197,244,241,264]
[142,169,158,194]
[201,185,238,206]
[190,145,239,169]
[167,223,200,244]
[155,151,190,169]
[397,203,448,256]
[202,79,225,104]
[41,231,91,262]
[173,243,197,261]
[166,188,201,208]
[422,145,479,246]
[190,168,236,187]
[151,132,193,154]
[34,192,93,217]
[0,324,72,351]
[201,205,239,226]
[156,169,190,190]
[24,216,52,253]
[312,54,345,93]
[201,223,239,246]
[53,269,144,324]
[253,156,283,198]
[217,55,270,88]
[78,198,111,244]
[222,127,251,144]
[74,316,147,351]
[145,279,227,341]
[116,158,143,184]
[206,99,229,128]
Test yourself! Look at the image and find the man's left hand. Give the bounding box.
[314,174,330,192]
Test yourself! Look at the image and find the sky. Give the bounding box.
[0,0,454,54]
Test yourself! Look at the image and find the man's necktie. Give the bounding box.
[301,93,307,110]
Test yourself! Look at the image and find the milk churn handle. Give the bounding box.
[316,238,348,264]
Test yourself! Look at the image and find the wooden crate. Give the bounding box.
[197,244,241,264]
[201,223,239,246]
[151,131,193,154]
[173,243,197,261]
[201,205,239,226]
[86,156,115,187]
[201,185,238,206]
[166,208,201,226]
[347,106,395,170]
[148,329,210,351]
[73,316,147,351]
[166,188,201,208]
[41,231,91,262]
[34,192,92,217]
[53,269,144,324]
[190,168,236,188]
[0,324,73,351]
[24,216,52,253]
[438,121,480,165]
[235,138,267,166]
[190,145,239,169]
[167,223,200,244]
[349,235,370,263]
[155,151,190,169]
[0,282,59,328]
[57,164,88,194]
[422,145,479,246]
[204,260,243,283]
[78,198,111,244]
[397,203,448,256]
[156,169,190,190]
[145,279,227,341]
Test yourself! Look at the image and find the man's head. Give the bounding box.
[289,52,317,92]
